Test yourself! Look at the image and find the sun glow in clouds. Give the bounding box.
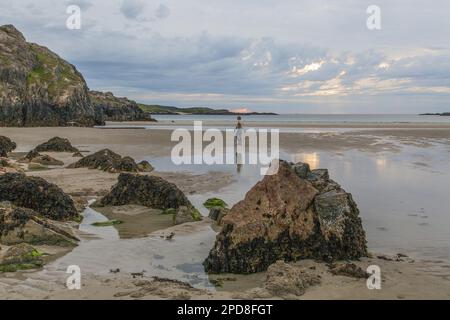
[290,60,325,77]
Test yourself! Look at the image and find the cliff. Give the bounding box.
[0,25,103,127]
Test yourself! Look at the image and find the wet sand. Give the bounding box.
[0,124,449,299]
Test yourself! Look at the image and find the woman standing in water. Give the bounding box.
[235,116,243,146]
[235,116,244,173]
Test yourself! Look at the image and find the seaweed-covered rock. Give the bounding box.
[174,206,202,224]
[97,173,193,210]
[0,173,78,221]
[35,137,79,152]
[137,160,154,172]
[0,136,16,157]
[68,149,141,172]
[0,204,78,246]
[21,150,63,166]
[0,243,43,272]
[329,263,369,279]
[264,261,321,297]
[208,207,229,224]
[203,160,367,274]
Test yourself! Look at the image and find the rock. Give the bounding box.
[292,162,310,179]
[0,25,104,127]
[97,173,192,210]
[0,173,79,221]
[21,150,63,166]
[115,156,139,172]
[0,204,78,246]
[329,263,369,279]
[264,261,321,298]
[0,243,43,272]
[208,206,229,224]
[0,136,16,157]
[204,160,367,274]
[68,149,140,172]
[174,206,202,224]
[72,151,83,157]
[137,160,154,172]
[35,137,79,152]
[89,91,156,122]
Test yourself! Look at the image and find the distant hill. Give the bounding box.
[138,104,277,115]
[419,112,450,116]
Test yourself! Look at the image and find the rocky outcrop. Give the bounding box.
[0,203,78,246]
[89,91,156,122]
[68,149,143,172]
[0,25,104,127]
[97,173,191,209]
[35,137,79,152]
[204,160,367,274]
[0,136,16,157]
[0,173,79,221]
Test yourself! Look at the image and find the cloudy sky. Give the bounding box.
[2,0,450,113]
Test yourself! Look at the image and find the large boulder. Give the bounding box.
[68,149,142,173]
[0,173,79,221]
[0,203,78,246]
[0,25,104,127]
[34,137,79,152]
[97,173,193,210]
[0,136,16,157]
[203,160,367,274]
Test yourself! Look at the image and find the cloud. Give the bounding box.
[2,0,450,113]
[120,0,146,20]
[155,4,170,19]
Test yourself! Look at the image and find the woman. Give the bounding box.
[235,116,243,146]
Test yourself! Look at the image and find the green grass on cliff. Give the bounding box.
[26,46,82,96]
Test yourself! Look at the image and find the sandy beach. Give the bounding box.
[0,123,449,300]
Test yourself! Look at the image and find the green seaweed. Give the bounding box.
[91,219,123,227]
[203,198,228,209]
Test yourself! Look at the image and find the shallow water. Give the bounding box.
[37,137,450,289]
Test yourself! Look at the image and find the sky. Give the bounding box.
[1,0,450,113]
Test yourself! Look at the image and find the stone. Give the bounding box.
[0,205,78,246]
[208,207,229,224]
[0,173,79,221]
[97,173,193,210]
[204,160,367,274]
[68,149,141,172]
[174,206,202,224]
[292,162,310,179]
[264,261,321,297]
[72,151,83,157]
[0,136,16,157]
[329,263,369,279]
[137,160,154,172]
[35,137,79,152]
[21,150,64,166]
